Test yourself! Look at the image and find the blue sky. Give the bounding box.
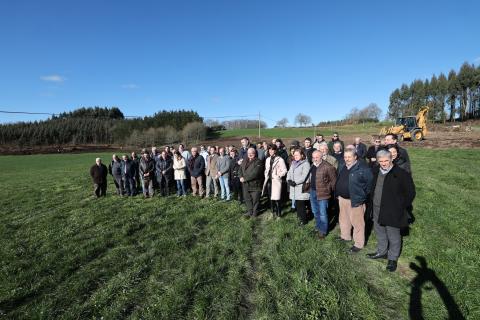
[1,0,479,127]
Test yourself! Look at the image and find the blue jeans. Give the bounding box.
[310,190,329,235]
[218,175,230,200]
[176,179,187,195]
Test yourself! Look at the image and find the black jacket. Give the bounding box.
[140,157,155,179]
[109,160,122,177]
[370,165,416,228]
[354,143,367,159]
[155,156,173,177]
[121,159,137,179]
[188,155,205,177]
[90,163,108,184]
[239,158,264,192]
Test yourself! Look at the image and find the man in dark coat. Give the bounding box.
[109,154,124,195]
[122,154,137,196]
[366,137,382,168]
[353,137,367,160]
[155,151,173,196]
[327,132,345,155]
[131,152,141,192]
[303,137,316,164]
[90,157,108,197]
[240,147,264,217]
[188,147,206,196]
[139,151,155,198]
[367,149,416,272]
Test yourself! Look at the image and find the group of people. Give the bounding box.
[89,132,416,272]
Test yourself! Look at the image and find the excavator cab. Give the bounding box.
[380,106,429,141]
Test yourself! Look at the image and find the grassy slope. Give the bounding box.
[0,149,478,319]
[217,122,391,139]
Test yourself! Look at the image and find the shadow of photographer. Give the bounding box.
[409,256,465,320]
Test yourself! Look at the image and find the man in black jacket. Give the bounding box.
[139,151,155,198]
[155,151,173,196]
[188,147,206,197]
[240,147,264,217]
[122,154,137,196]
[90,157,108,197]
[367,149,416,272]
[384,133,411,173]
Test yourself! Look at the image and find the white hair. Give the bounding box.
[376,149,392,160]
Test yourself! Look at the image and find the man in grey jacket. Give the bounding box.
[216,147,231,201]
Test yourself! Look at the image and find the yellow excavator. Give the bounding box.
[380,106,429,141]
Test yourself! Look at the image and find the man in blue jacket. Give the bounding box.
[336,149,373,253]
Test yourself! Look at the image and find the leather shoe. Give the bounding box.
[386,260,397,272]
[348,246,362,254]
[366,252,387,260]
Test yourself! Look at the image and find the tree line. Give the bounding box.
[0,107,204,147]
[388,62,480,122]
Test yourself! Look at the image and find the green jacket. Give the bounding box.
[239,158,264,192]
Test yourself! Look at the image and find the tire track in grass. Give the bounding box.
[237,214,268,319]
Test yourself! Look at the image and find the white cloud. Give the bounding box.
[121,83,139,89]
[40,74,66,82]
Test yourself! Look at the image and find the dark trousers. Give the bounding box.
[295,200,308,224]
[113,174,124,195]
[157,175,170,196]
[93,182,107,197]
[124,176,135,196]
[243,186,261,216]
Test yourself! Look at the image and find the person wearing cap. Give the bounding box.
[90,157,108,197]
[327,133,345,155]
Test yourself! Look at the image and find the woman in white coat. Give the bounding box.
[173,151,187,196]
[287,148,311,225]
[262,144,287,218]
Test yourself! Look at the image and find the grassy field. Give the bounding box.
[217,122,392,139]
[0,149,478,319]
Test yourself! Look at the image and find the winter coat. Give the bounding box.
[336,160,373,207]
[286,160,310,201]
[109,160,122,177]
[393,156,411,174]
[173,157,186,180]
[216,155,231,177]
[262,156,287,200]
[366,145,381,167]
[324,154,338,170]
[397,146,411,173]
[310,161,337,200]
[370,165,416,228]
[188,155,205,177]
[239,144,256,160]
[303,147,316,164]
[139,157,155,180]
[205,154,219,177]
[229,156,241,180]
[240,158,264,192]
[155,156,173,178]
[90,163,108,184]
[121,159,137,179]
[354,142,367,159]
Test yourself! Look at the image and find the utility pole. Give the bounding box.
[258,112,261,139]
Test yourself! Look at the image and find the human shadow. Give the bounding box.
[409,256,465,320]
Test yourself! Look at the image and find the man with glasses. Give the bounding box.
[327,132,344,155]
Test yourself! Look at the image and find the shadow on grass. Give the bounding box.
[409,256,465,320]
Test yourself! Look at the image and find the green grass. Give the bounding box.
[218,122,392,140]
[0,149,478,319]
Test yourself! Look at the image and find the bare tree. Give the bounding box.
[276,117,289,128]
[294,113,312,127]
